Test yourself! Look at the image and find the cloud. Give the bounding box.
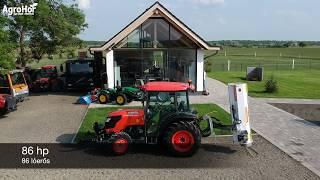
[78,0,91,9]
[191,0,225,5]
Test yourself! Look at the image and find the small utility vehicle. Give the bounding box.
[0,70,29,102]
[97,86,143,105]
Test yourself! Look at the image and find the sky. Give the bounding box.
[76,0,320,41]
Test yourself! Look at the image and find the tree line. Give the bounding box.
[209,40,317,48]
[0,0,87,69]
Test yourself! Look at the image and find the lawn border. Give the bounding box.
[71,105,89,144]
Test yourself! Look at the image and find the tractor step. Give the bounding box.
[146,137,158,144]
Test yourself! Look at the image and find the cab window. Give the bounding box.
[10,72,26,86]
[177,91,189,111]
[0,74,11,94]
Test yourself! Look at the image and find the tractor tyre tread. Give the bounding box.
[162,120,201,157]
[98,94,109,104]
[115,94,127,105]
[109,132,132,155]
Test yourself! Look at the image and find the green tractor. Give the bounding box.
[97,86,144,105]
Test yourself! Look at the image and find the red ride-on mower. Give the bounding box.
[0,94,16,116]
[92,82,212,156]
[31,65,59,92]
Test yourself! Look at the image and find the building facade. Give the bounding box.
[90,2,220,92]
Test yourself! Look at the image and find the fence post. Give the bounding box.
[255,52,257,57]
[227,60,230,71]
[309,60,311,70]
[225,51,227,57]
[292,59,295,70]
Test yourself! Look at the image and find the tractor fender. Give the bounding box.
[158,112,198,136]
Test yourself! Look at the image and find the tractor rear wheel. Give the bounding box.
[98,94,109,104]
[163,121,201,157]
[110,132,132,155]
[115,94,127,105]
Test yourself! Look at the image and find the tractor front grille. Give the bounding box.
[105,116,121,129]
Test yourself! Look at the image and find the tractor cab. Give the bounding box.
[142,82,194,137]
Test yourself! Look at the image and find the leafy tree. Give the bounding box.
[7,0,87,66]
[298,42,307,48]
[0,15,15,69]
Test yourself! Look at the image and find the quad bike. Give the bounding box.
[96,86,144,105]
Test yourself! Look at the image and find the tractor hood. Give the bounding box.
[39,78,50,82]
[108,109,144,118]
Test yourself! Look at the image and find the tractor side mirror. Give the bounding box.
[60,64,63,72]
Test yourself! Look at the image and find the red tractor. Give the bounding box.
[31,65,59,92]
[93,82,207,156]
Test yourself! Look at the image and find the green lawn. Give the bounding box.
[74,104,232,142]
[205,48,320,71]
[209,70,320,99]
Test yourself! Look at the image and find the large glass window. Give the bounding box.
[115,28,140,48]
[141,19,170,48]
[115,18,195,49]
[113,18,197,88]
[114,50,143,86]
[170,26,197,48]
[167,49,196,83]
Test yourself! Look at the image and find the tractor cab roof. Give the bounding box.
[141,82,194,92]
[41,65,56,69]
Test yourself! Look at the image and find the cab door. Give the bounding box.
[145,91,176,137]
[0,74,12,95]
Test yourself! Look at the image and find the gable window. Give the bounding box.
[115,18,196,49]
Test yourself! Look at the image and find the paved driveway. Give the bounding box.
[205,77,320,177]
[0,136,318,180]
[0,93,87,143]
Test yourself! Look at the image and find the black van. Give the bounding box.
[59,59,94,91]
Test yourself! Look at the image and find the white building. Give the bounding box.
[89,2,220,92]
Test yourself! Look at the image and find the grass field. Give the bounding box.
[209,70,320,99]
[205,48,320,71]
[74,104,232,142]
[27,57,67,68]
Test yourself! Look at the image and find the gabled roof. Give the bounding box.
[90,1,221,52]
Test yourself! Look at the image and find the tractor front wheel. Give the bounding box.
[163,121,201,157]
[98,94,109,104]
[115,94,127,105]
[110,132,132,155]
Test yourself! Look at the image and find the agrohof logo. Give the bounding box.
[2,3,38,16]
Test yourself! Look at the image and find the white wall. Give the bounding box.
[196,49,204,92]
[106,50,114,88]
